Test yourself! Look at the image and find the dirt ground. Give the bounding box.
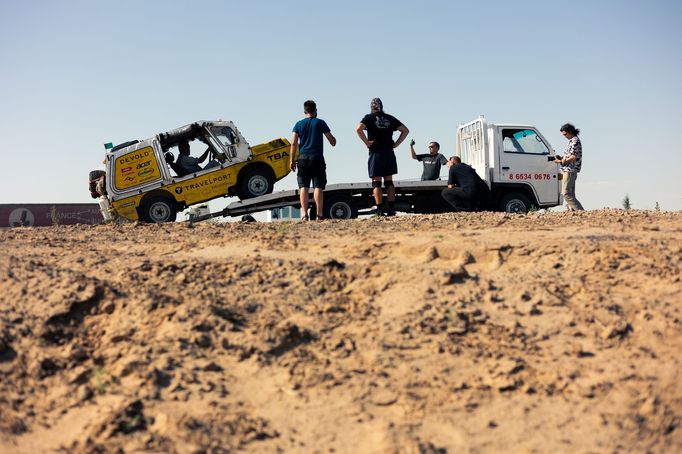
[0,209,680,453]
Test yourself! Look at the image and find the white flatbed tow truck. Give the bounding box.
[189,115,564,222]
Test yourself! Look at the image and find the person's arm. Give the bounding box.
[439,154,448,165]
[290,132,299,171]
[560,154,578,166]
[356,123,373,148]
[559,139,578,165]
[324,131,336,147]
[393,125,409,148]
[447,165,457,188]
[409,141,418,160]
[197,148,210,163]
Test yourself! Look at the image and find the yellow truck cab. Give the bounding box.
[90,121,291,222]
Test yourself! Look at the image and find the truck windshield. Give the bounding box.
[502,129,549,155]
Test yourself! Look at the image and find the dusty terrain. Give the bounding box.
[0,209,680,453]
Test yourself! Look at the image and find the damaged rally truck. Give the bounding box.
[88,121,291,222]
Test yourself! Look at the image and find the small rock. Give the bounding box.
[601,320,632,340]
[460,251,475,265]
[371,388,398,406]
[195,334,212,349]
[323,259,345,270]
[204,362,223,372]
[639,396,659,416]
[424,247,439,262]
[441,267,469,285]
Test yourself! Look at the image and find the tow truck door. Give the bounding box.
[496,126,560,205]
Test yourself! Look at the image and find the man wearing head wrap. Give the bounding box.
[356,98,409,216]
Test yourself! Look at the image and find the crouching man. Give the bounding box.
[441,156,490,211]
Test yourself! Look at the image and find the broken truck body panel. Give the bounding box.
[95,121,292,222]
[0,204,103,227]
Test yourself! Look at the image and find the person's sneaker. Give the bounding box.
[385,209,396,217]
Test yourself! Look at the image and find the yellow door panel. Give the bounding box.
[113,146,161,190]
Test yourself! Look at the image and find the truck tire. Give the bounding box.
[324,195,358,219]
[499,192,531,214]
[238,167,275,200]
[141,196,177,223]
[88,170,106,199]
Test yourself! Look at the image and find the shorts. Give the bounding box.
[368,149,398,178]
[297,155,327,189]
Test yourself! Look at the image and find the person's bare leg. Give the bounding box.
[314,188,324,218]
[386,176,395,202]
[384,176,396,215]
[299,187,309,220]
[372,177,382,207]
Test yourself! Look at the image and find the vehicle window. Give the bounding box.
[210,126,238,158]
[502,129,549,155]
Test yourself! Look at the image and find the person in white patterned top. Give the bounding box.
[555,123,584,211]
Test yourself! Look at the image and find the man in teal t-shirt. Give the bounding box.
[289,100,336,220]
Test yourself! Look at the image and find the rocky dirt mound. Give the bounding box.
[0,210,680,452]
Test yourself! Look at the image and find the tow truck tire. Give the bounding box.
[325,195,358,219]
[238,167,275,200]
[141,196,177,223]
[499,192,531,214]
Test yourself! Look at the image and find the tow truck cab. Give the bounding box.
[457,116,562,212]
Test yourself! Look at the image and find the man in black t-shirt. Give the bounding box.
[356,98,409,216]
[441,156,490,211]
[410,140,448,180]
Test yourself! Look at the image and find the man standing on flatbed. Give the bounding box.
[290,100,336,220]
[409,139,448,180]
[356,98,409,216]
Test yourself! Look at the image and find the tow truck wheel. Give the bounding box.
[325,195,358,219]
[238,168,275,199]
[142,196,177,223]
[499,192,531,214]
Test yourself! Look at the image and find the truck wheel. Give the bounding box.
[499,192,531,214]
[142,196,177,223]
[325,195,358,219]
[89,170,105,180]
[238,167,274,199]
[88,170,106,199]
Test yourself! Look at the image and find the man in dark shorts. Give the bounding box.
[356,98,409,216]
[410,140,448,180]
[290,100,336,220]
[441,156,491,211]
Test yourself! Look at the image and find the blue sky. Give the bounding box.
[1,0,681,211]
